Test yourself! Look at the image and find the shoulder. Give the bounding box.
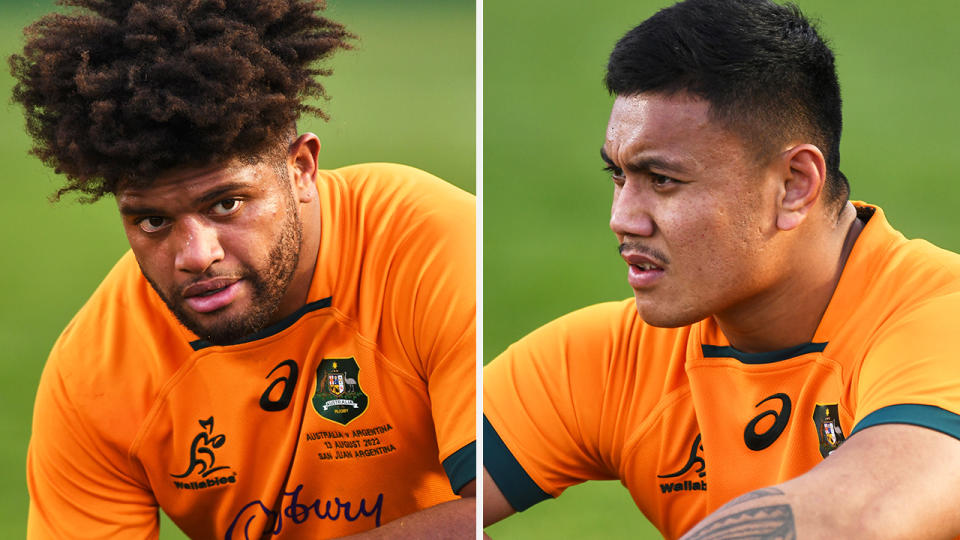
[483,300,692,496]
[829,204,960,345]
[51,250,191,371]
[497,298,682,356]
[485,298,689,385]
[854,204,960,296]
[311,164,475,370]
[838,206,960,421]
[317,163,474,257]
[316,163,475,298]
[320,163,474,210]
[42,251,193,445]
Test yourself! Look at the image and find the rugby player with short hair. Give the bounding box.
[12,1,475,538]
[483,0,960,538]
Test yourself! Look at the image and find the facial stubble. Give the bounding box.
[143,188,303,345]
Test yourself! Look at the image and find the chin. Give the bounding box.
[175,301,274,345]
[633,296,704,328]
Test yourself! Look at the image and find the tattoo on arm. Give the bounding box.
[683,487,796,540]
[726,487,785,505]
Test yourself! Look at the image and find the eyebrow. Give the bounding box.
[600,146,690,175]
[600,147,616,166]
[118,182,252,216]
[117,203,162,217]
[195,182,251,205]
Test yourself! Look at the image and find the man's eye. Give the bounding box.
[211,198,242,216]
[138,216,169,233]
[651,174,678,187]
[603,164,625,181]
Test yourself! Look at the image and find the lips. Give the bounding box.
[181,278,242,313]
[621,251,667,289]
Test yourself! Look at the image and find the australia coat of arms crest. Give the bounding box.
[312,357,368,425]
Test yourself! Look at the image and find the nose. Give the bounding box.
[609,181,655,238]
[174,216,224,274]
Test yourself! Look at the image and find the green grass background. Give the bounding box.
[0,1,473,538]
[483,0,960,538]
[3,0,960,538]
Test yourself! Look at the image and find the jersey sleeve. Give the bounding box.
[483,303,630,511]
[379,165,477,494]
[851,292,960,440]
[28,351,159,539]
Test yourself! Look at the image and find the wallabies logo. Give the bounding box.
[312,357,368,425]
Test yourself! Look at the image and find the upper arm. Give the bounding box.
[415,184,476,492]
[679,423,960,540]
[808,295,960,538]
[788,422,960,538]
[483,304,630,514]
[785,296,960,538]
[482,467,515,526]
[853,294,960,434]
[28,362,158,539]
[379,168,477,491]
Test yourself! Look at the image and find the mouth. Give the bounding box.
[181,278,243,314]
[621,251,667,289]
[632,261,662,272]
[195,286,228,297]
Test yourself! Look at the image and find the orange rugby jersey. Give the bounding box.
[28,163,476,539]
[484,204,960,539]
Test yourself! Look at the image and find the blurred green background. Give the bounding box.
[5,0,960,538]
[483,0,960,538]
[0,1,473,538]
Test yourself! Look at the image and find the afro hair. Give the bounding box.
[10,0,354,201]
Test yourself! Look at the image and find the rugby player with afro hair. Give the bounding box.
[13,1,477,538]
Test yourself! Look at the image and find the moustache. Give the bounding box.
[617,242,669,265]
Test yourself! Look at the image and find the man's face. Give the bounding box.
[604,92,785,328]
[117,159,302,345]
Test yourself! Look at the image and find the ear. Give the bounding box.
[776,144,826,231]
[287,133,321,203]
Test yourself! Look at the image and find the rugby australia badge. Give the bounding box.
[312,357,368,425]
[812,403,846,457]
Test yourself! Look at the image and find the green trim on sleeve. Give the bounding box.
[483,415,551,511]
[851,404,960,441]
[442,441,476,494]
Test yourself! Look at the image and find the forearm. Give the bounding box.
[678,487,796,540]
[680,424,960,540]
[335,496,475,539]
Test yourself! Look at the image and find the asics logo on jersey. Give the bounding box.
[261,359,300,412]
[658,433,708,494]
[744,393,792,451]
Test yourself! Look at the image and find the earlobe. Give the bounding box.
[288,133,322,203]
[776,144,826,231]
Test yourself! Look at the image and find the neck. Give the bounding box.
[715,202,863,353]
[275,197,322,322]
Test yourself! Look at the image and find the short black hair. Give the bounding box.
[606,0,848,209]
[10,0,353,202]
